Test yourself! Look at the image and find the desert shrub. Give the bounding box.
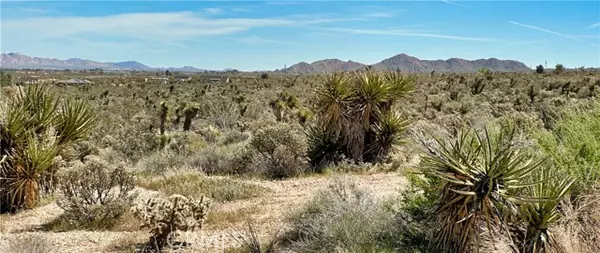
[187,144,254,175]
[56,156,137,229]
[554,64,565,74]
[138,173,267,202]
[230,222,281,253]
[7,233,50,253]
[101,123,160,162]
[0,84,97,213]
[220,129,250,145]
[553,185,600,253]
[284,179,397,253]
[132,194,210,250]
[532,102,600,195]
[250,122,308,178]
[198,124,221,143]
[198,97,240,129]
[308,70,414,168]
[136,150,187,174]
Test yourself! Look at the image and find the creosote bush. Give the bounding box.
[56,156,137,229]
[132,194,210,250]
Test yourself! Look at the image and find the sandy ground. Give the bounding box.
[0,172,407,253]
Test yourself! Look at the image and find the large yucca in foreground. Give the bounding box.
[421,125,550,252]
[308,70,414,167]
[0,84,96,213]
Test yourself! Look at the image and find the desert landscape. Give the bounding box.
[1,1,600,253]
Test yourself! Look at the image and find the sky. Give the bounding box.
[1,0,599,71]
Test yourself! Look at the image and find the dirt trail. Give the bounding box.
[0,172,407,253]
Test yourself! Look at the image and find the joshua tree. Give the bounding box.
[536,65,544,74]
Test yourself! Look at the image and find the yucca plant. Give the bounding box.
[518,168,574,253]
[0,84,97,213]
[421,125,548,252]
[308,69,414,167]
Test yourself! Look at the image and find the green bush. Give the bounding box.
[532,102,600,195]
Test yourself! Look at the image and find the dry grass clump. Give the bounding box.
[6,233,50,253]
[553,186,600,253]
[138,173,268,202]
[283,178,397,252]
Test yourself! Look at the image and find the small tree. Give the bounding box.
[554,64,565,74]
[535,65,544,74]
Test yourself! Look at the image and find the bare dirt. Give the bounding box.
[0,172,407,253]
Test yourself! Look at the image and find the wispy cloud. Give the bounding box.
[237,36,288,44]
[2,11,371,43]
[202,8,222,14]
[265,1,304,6]
[588,22,600,28]
[441,0,470,8]
[508,21,578,41]
[326,27,492,41]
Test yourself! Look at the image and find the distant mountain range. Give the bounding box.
[277,54,531,73]
[1,52,531,73]
[0,53,205,72]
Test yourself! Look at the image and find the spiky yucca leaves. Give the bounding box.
[313,72,353,134]
[421,125,547,253]
[0,84,97,213]
[364,111,411,162]
[518,168,574,253]
[306,124,345,169]
[308,70,414,167]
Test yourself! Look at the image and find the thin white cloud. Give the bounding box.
[441,0,470,8]
[588,22,600,28]
[237,36,287,44]
[202,8,222,14]
[362,12,394,18]
[508,21,579,41]
[326,27,492,41]
[2,11,369,43]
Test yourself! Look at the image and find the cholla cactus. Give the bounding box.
[132,194,210,249]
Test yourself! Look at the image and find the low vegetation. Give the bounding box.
[137,173,268,202]
[1,67,599,252]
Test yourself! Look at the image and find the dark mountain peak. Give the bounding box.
[282,53,531,73]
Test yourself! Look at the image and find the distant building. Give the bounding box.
[55,78,94,85]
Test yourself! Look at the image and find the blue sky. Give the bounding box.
[1,0,599,70]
